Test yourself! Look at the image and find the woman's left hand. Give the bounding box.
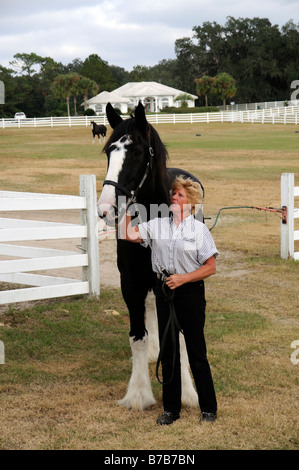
[165,256,216,290]
[166,274,187,290]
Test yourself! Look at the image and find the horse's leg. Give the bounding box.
[118,289,156,410]
[118,333,156,411]
[145,290,159,362]
[119,292,155,410]
[117,243,156,410]
[179,333,199,408]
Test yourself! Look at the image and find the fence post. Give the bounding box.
[80,175,100,296]
[281,173,294,259]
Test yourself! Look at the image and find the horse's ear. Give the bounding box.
[134,101,148,133]
[106,102,123,129]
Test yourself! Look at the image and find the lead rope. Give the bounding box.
[155,277,184,385]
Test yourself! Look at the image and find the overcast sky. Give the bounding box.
[0,0,298,72]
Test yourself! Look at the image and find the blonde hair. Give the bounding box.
[171,176,203,215]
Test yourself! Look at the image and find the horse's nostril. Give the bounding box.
[97,207,107,219]
[97,203,118,227]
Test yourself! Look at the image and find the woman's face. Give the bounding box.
[170,186,191,219]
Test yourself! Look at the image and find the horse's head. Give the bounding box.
[97,102,168,226]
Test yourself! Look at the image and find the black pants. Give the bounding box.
[155,279,217,415]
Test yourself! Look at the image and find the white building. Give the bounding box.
[84,81,197,115]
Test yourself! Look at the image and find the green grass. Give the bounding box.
[163,122,299,151]
[0,291,130,385]
[0,284,273,393]
[0,261,298,450]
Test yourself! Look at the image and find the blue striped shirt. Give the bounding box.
[138,215,218,275]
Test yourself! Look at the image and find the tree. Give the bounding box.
[176,17,299,102]
[128,65,151,82]
[175,37,200,93]
[174,93,193,108]
[51,73,80,116]
[281,20,299,93]
[70,74,82,115]
[9,52,45,77]
[192,21,226,76]
[39,57,63,83]
[109,65,129,87]
[195,76,214,106]
[212,73,237,107]
[147,59,181,89]
[80,54,118,91]
[78,77,98,111]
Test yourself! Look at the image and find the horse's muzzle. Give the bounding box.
[97,201,119,227]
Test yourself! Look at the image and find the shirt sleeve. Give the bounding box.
[196,224,219,265]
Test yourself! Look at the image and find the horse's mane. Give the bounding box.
[103,117,170,201]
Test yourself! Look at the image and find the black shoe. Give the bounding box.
[156,411,180,425]
[200,412,217,423]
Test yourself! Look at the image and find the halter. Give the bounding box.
[103,146,154,209]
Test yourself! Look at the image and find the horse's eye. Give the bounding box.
[134,147,142,157]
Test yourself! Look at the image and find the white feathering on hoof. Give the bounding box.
[118,335,156,411]
[180,333,199,408]
[145,291,159,363]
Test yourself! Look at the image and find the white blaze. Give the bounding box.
[98,136,131,216]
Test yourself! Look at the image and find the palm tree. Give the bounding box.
[51,73,80,116]
[195,76,214,107]
[69,73,81,115]
[174,93,193,108]
[78,77,99,111]
[212,73,237,108]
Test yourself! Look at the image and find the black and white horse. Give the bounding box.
[98,102,203,410]
[91,121,107,143]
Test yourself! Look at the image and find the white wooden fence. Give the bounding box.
[223,99,299,111]
[281,173,299,260]
[2,106,299,128]
[0,175,100,305]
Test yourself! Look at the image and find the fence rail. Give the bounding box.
[2,106,299,128]
[281,173,299,261]
[223,99,299,111]
[0,175,100,305]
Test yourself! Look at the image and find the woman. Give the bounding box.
[121,176,218,425]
